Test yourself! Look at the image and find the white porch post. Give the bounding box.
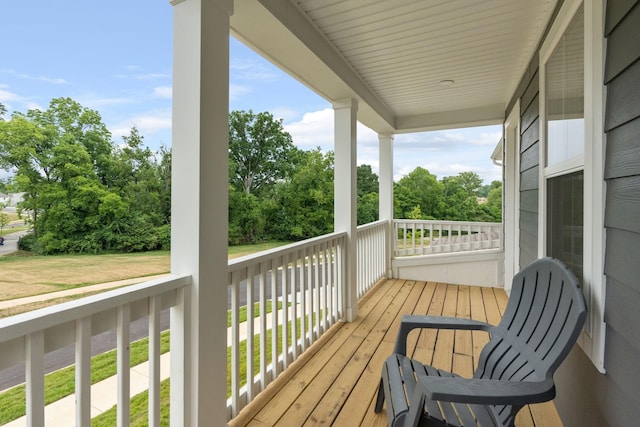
[334,99,358,321]
[170,0,232,426]
[378,133,394,278]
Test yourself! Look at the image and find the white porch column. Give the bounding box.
[170,0,232,426]
[378,133,394,278]
[334,99,358,322]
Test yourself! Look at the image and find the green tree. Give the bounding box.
[357,164,379,225]
[394,167,444,219]
[357,192,379,225]
[485,181,503,221]
[229,110,295,195]
[357,164,378,197]
[0,212,9,232]
[228,186,266,245]
[0,98,171,254]
[457,171,483,196]
[441,175,479,221]
[268,149,334,240]
[115,128,169,225]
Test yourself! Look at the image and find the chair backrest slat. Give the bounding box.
[473,257,587,426]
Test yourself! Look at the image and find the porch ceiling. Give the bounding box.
[231,0,557,134]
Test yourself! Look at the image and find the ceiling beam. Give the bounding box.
[394,104,506,133]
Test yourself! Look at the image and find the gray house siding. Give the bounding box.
[601,0,640,423]
[519,77,540,269]
[505,4,549,272]
[555,1,640,426]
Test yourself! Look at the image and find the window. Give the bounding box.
[547,171,583,284]
[540,0,605,372]
[545,5,585,284]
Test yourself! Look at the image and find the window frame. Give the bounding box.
[538,0,606,373]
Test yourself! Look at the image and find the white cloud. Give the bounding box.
[110,110,172,139]
[152,86,172,99]
[469,130,503,146]
[0,89,22,103]
[230,57,280,82]
[284,108,334,149]
[284,108,378,150]
[0,89,42,112]
[116,71,170,81]
[394,165,415,182]
[230,83,252,101]
[359,157,379,173]
[24,101,43,111]
[1,68,68,84]
[37,76,68,84]
[270,107,302,123]
[78,95,137,109]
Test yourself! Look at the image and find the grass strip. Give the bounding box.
[92,317,308,426]
[0,331,170,425]
[227,300,283,327]
[91,379,171,427]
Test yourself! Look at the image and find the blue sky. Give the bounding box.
[1,0,502,184]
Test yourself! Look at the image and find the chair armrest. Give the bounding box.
[393,314,495,355]
[415,375,556,406]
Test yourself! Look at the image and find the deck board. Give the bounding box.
[229,279,564,427]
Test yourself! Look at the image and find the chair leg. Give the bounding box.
[375,378,386,413]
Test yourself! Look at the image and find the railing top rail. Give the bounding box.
[393,219,502,227]
[356,219,388,232]
[0,273,191,344]
[228,231,347,272]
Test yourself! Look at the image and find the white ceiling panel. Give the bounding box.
[232,0,557,133]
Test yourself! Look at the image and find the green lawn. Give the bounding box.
[228,241,290,259]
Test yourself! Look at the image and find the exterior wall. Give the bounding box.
[518,66,540,269]
[555,1,640,426]
[598,0,640,424]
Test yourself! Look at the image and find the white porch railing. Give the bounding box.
[0,274,191,427]
[394,219,502,257]
[356,220,387,299]
[227,232,346,419]
[0,219,507,425]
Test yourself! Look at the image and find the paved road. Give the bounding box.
[0,309,171,391]
[0,229,27,256]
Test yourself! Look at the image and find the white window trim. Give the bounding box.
[538,0,606,373]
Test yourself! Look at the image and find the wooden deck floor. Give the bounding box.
[229,279,564,427]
